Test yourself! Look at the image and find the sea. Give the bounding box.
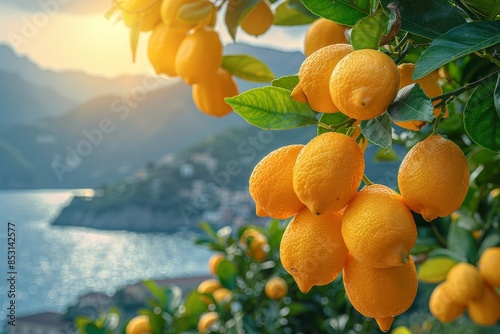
[0,189,212,322]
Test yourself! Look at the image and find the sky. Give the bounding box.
[0,0,306,78]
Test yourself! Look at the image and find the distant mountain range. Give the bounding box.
[0,43,305,189]
[0,44,171,104]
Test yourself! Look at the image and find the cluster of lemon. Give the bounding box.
[296,19,445,131]
[430,247,500,326]
[114,0,275,117]
[248,19,470,332]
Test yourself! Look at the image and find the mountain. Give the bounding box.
[0,44,172,104]
[52,125,317,232]
[0,71,76,127]
[0,44,305,189]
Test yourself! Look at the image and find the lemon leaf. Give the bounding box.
[222,55,275,82]
[225,86,318,130]
[360,112,392,149]
[317,113,350,136]
[271,75,299,91]
[417,257,458,283]
[274,0,316,26]
[413,21,500,79]
[350,9,389,50]
[177,1,213,25]
[464,77,500,152]
[300,0,370,26]
[380,0,466,40]
[218,259,238,290]
[224,0,261,40]
[387,84,434,122]
[447,224,477,264]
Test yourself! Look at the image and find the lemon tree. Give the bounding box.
[97,0,500,332]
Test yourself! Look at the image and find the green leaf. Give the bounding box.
[373,147,399,162]
[458,0,500,20]
[360,112,392,149]
[199,221,218,240]
[271,75,300,91]
[413,21,500,79]
[225,86,318,130]
[350,9,389,50]
[143,280,167,308]
[317,112,350,135]
[387,84,434,122]
[183,291,209,316]
[222,55,275,82]
[165,285,183,312]
[478,233,500,257]
[448,223,477,264]
[299,0,370,26]
[464,78,500,152]
[224,0,260,40]
[274,0,316,25]
[218,259,238,290]
[83,323,106,334]
[428,248,467,262]
[417,257,458,283]
[380,0,466,39]
[495,73,500,118]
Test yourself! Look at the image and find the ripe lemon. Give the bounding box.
[161,0,206,31]
[280,208,348,293]
[192,68,238,117]
[212,287,232,303]
[292,44,354,113]
[197,278,222,304]
[478,247,500,287]
[121,0,162,32]
[343,254,418,332]
[429,282,465,323]
[240,228,269,262]
[249,145,305,219]
[467,283,500,326]
[240,0,275,37]
[208,253,225,276]
[264,277,288,299]
[329,49,400,120]
[398,135,470,221]
[342,184,417,268]
[147,23,186,76]
[394,63,446,131]
[126,315,152,334]
[197,279,221,294]
[176,26,223,84]
[304,18,348,57]
[293,132,364,215]
[446,262,484,305]
[197,312,219,333]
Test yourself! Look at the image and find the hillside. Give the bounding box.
[0,44,305,189]
[52,125,317,232]
[0,44,172,103]
[0,71,76,127]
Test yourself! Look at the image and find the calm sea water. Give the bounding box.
[0,189,211,321]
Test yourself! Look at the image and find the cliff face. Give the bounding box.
[52,197,199,233]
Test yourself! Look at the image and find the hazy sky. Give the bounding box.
[0,0,306,78]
